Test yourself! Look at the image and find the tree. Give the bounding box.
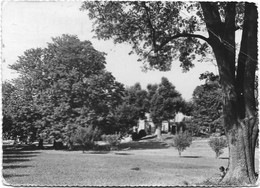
[82,2,258,184]
[113,83,149,134]
[2,82,19,139]
[149,77,186,139]
[6,34,125,145]
[113,103,140,134]
[192,72,223,134]
[172,131,192,156]
[124,83,149,120]
[208,135,228,158]
[2,80,41,142]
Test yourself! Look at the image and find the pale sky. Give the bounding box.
[2,1,218,100]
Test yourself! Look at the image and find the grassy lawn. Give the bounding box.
[3,135,259,186]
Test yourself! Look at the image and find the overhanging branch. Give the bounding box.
[141,2,157,51]
[155,33,210,53]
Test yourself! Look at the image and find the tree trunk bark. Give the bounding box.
[38,138,44,149]
[212,46,257,185]
[67,141,74,150]
[222,120,257,184]
[201,2,258,185]
[178,150,181,157]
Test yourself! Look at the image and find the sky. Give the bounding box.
[2,1,218,101]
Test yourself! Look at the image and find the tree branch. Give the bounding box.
[200,2,224,40]
[200,2,223,28]
[141,2,157,50]
[155,33,210,53]
[223,3,236,40]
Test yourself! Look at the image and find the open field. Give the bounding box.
[3,136,259,186]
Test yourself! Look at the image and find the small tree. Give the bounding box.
[208,135,228,158]
[172,131,192,156]
[101,133,121,150]
[73,126,100,153]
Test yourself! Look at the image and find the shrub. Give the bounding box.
[73,126,100,153]
[172,131,192,156]
[208,135,228,158]
[131,132,140,141]
[131,130,147,141]
[138,129,147,138]
[93,144,111,151]
[53,140,64,150]
[101,133,121,150]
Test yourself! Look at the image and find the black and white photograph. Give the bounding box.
[2,1,259,186]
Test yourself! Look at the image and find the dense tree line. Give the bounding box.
[2,35,223,144]
[3,35,190,147]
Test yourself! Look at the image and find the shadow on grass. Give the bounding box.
[3,149,40,167]
[115,152,133,155]
[3,165,34,169]
[3,154,39,159]
[3,158,32,164]
[3,174,30,178]
[219,157,229,160]
[181,156,202,158]
[119,140,170,150]
[3,149,39,179]
[88,151,110,154]
[3,150,41,155]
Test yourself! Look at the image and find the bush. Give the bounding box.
[93,144,111,151]
[53,140,64,150]
[73,126,100,153]
[138,129,147,138]
[208,135,227,158]
[131,132,140,141]
[101,133,121,150]
[131,130,147,141]
[172,131,192,156]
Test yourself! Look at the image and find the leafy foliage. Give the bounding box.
[2,81,41,141]
[3,34,124,142]
[113,83,149,133]
[172,131,192,156]
[192,74,223,134]
[208,135,228,158]
[81,2,210,72]
[73,126,101,152]
[149,77,188,124]
[101,133,121,149]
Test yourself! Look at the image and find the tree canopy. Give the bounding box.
[150,77,184,124]
[3,34,125,143]
[192,72,223,134]
[113,83,149,133]
[81,1,212,72]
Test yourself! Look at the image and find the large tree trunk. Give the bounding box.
[38,138,44,149]
[201,2,258,185]
[222,3,258,185]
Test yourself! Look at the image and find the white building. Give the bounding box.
[137,112,192,135]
